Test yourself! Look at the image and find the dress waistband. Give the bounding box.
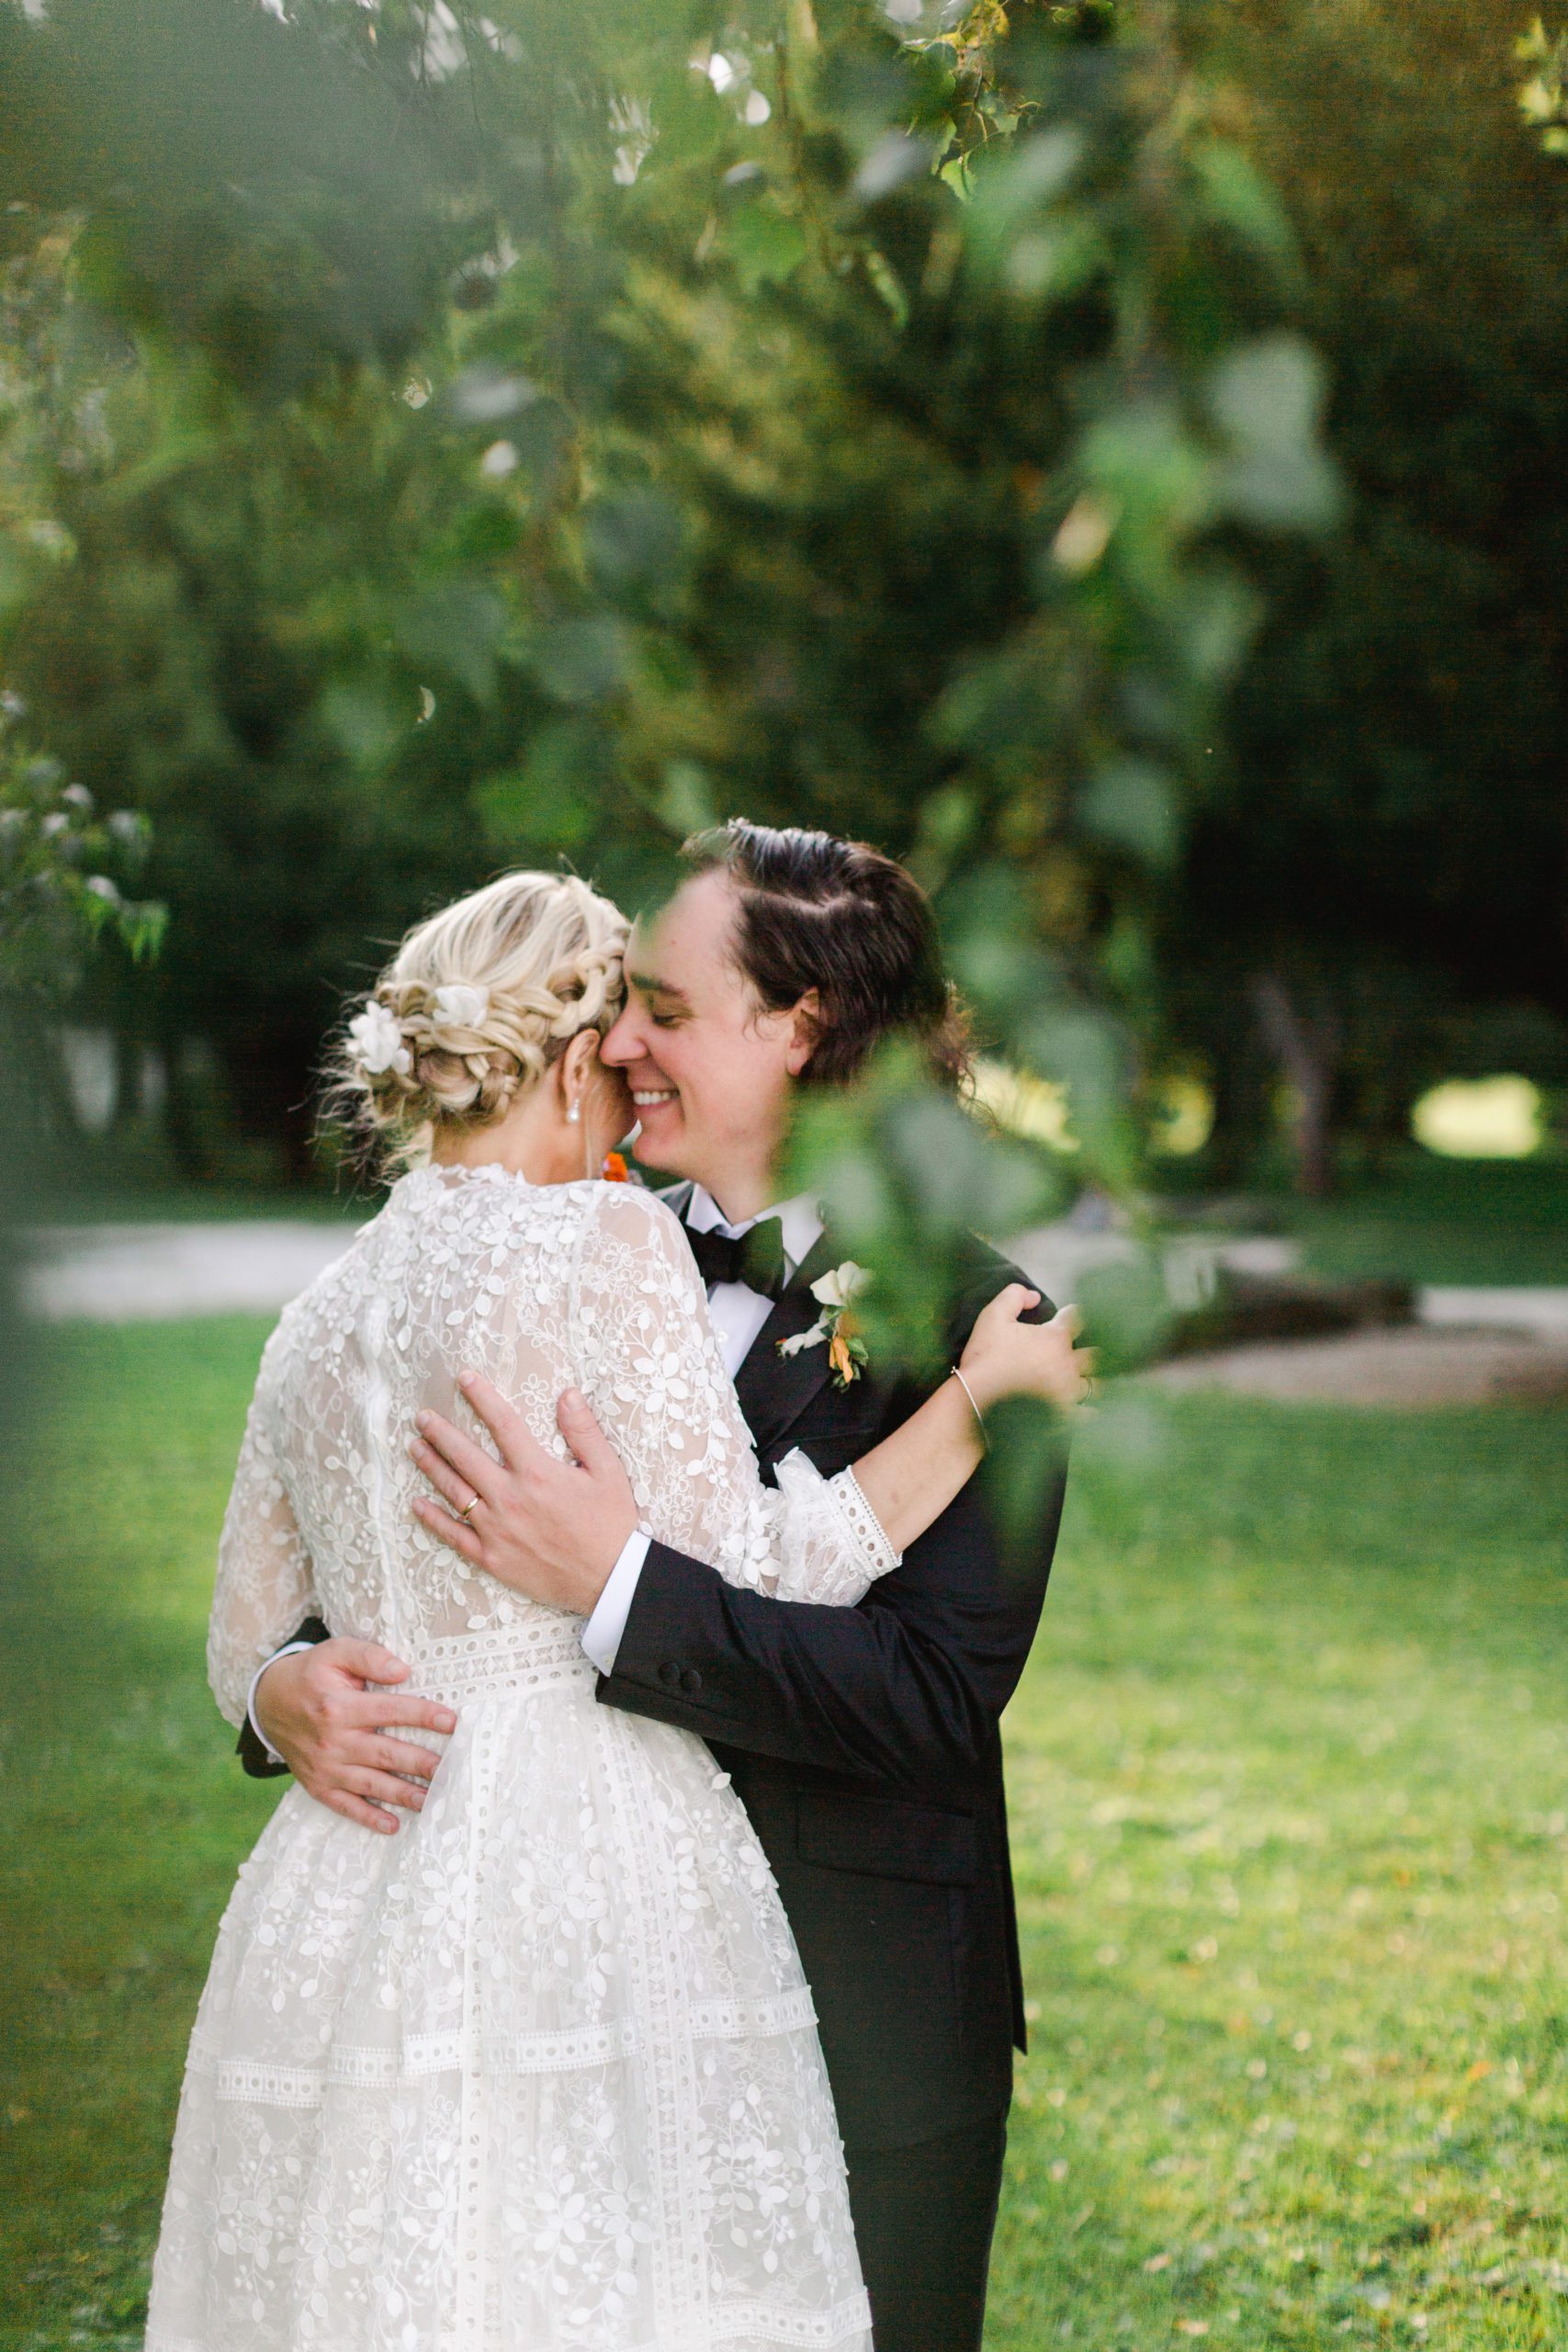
[378,1621,596,1711]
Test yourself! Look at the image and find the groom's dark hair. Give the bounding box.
[681,820,972,1092]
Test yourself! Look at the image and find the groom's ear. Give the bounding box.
[784,989,823,1079]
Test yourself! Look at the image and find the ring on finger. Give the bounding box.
[458,1492,480,1522]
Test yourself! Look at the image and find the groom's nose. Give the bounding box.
[600,1006,636,1066]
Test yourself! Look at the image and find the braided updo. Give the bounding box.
[331,871,627,1170]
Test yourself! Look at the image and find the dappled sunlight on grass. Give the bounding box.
[990,1398,1568,2349]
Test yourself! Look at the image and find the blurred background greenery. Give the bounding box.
[1,0,1565,2346]
[3,0,1564,1217]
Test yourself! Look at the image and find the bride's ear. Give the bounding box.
[784,989,822,1079]
[557,1029,599,1122]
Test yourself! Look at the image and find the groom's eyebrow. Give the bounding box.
[630,967,688,1004]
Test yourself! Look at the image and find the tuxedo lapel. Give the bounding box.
[657,1178,840,1453]
[732,1227,839,1454]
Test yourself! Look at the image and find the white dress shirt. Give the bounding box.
[247,1184,823,1752]
[580,1186,822,1673]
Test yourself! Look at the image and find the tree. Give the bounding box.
[1154,0,1568,1189]
[0,0,1338,1373]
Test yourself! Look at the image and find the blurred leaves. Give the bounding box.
[0,720,164,997]
[1,0,1339,1272]
[1208,334,1341,535]
[977,1390,1071,1569]
[1163,0,1568,1191]
[1518,13,1568,152]
[0,0,463,390]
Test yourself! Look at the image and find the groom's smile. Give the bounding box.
[600,867,816,1219]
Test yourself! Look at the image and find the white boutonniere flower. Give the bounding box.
[777,1261,871,1387]
[347,1001,412,1078]
[432,982,490,1029]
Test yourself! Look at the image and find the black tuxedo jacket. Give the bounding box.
[238,1184,1066,2153]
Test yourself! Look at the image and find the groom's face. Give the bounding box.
[602,870,806,1204]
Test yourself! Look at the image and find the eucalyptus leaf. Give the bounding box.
[726,202,808,291]
[396,581,509,705]
[530,616,630,707]
[1209,334,1343,535]
[1081,757,1180,870]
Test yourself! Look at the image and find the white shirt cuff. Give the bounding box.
[581,1529,652,1676]
[246,1641,316,1764]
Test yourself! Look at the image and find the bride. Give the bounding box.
[145,869,1085,2352]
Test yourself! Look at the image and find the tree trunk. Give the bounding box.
[1203,1021,1275,1192]
[1251,971,1340,1199]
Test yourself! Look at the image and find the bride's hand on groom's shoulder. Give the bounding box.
[410,1374,638,1617]
[958,1287,1096,1415]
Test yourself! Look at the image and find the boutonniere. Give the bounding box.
[778,1261,871,1387]
[602,1151,630,1182]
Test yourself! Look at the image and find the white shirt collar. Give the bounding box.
[683,1183,822,1277]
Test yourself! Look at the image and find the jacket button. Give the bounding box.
[658,1660,681,1688]
[680,1668,703,1696]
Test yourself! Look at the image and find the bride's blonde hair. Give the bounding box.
[331,871,627,1170]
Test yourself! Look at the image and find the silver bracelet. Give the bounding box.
[951,1364,988,1451]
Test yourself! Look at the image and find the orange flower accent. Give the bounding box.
[829,1329,857,1384]
[602,1151,629,1182]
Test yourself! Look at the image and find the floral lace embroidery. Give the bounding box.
[151,1169,876,2351]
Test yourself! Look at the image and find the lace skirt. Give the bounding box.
[146,1629,871,2352]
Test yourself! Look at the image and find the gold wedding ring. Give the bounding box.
[459,1493,479,1522]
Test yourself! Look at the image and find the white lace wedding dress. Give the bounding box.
[146,1166,890,2352]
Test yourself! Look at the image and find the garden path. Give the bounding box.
[20,1218,1568,1404]
[21,1219,357,1321]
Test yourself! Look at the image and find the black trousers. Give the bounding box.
[844,2111,1009,2352]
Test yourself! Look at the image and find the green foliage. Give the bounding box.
[1517,13,1568,151]
[1163,0,1568,1186]
[0,0,1345,1349]
[4,0,1565,1221]
[0,729,163,997]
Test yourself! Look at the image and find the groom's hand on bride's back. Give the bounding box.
[252,1641,456,1835]
[410,1372,637,1616]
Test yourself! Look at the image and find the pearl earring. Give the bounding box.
[566,1102,581,1125]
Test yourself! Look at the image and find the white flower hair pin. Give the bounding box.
[778,1261,871,1388]
[347,1001,412,1078]
[432,982,490,1029]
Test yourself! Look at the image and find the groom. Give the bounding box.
[244,820,1067,2352]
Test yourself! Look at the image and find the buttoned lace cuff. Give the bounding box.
[762,1447,900,1606]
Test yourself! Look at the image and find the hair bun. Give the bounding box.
[328,872,628,1170]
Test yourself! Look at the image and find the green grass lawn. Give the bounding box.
[1,1321,1564,2351]
[1283,1156,1568,1288]
[995,1396,1568,2351]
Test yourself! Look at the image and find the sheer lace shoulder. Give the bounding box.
[203,1172,897,1740]
[569,1183,897,1604]
[207,1313,321,1725]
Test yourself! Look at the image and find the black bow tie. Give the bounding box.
[685,1215,789,1299]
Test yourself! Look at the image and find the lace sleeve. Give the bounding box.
[206,1329,321,1726]
[569,1185,898,1607]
